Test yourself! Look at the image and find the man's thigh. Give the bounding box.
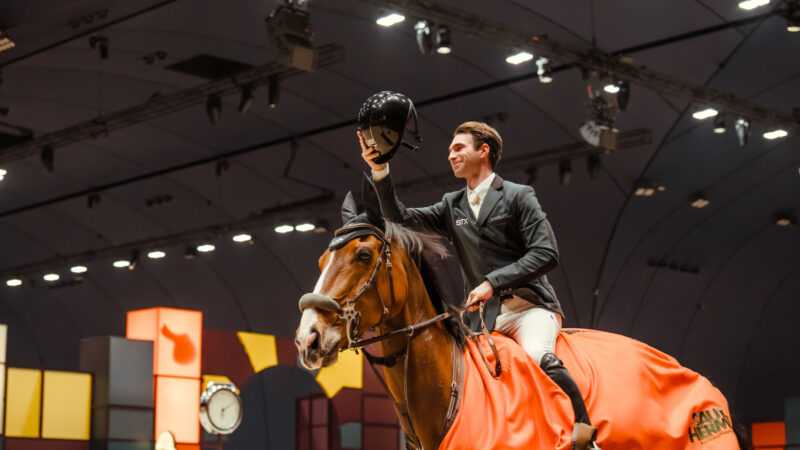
[496,301,562,365]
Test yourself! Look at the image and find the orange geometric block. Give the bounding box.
[155,376,200,444]
[752,421,785,447]
[127,307,202,378]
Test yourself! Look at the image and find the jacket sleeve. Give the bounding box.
[484,185,559,291]
[373,172,448,237]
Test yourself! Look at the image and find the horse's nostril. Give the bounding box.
[308,329,320,351]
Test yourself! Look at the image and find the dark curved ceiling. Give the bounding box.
[0,0,798,426]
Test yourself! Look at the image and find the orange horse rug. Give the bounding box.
[440,329,737,450]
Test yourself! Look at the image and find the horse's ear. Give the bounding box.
[361,173,384,228]
[341,191,358,225]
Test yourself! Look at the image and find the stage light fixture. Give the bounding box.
[415,21,433,55]
[313,219,329,233]
[147,250,166,259]
[0,167,6,181]
[535,57,552,83]
[616,81,631,110]
[506,51,533,65]
[206,94,221,125]
[691,194,710,209]
[587,153,601,179]
[238,86,254,114]
[692,108,718,120]
[376,13,405,27]
[43,273,60,282]
[113,259,130,268]
[268,77,280,108]
[184,246,198,260]
[232,233,252,243]
[197,244,215,253]
[775,214,794,227]
[41,145,55,172]
[0,30,14,52]
[89,35,109,59]
[435,26,452,54]
[735,117,750,146]
[558,160,572,187]
[127,251,140,270]
[603,84,620,94]
[6,278,21,287]
[295,222,315,232]
[265,1,315,71]
[713,115,726,134]
[738,0,769,10]
[763,129,788,140]
[275,224,294,234]
[70,265,88,274]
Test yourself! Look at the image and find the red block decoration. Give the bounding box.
[127,307,202,445]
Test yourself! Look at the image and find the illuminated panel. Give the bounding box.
[41,371,92,440]
[315,350,362,398]
[5,368,41,437]
[752,421,785,447]
[127,307,202,378]
[236,332,277,372]
[155,376,200,444]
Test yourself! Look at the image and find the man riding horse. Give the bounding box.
[357,91,598,446]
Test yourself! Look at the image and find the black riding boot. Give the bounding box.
[540,352,591,425]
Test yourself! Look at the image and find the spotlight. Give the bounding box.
[70,265,88,274]
[558,160,571,187]
[788,18,800,32]
[0,30,15,52]
[506,51,533,65]
[763,129,788,140]
[41,145,55,172]
[735,117,750,146]
[43,273,60,282]
[775,214,794,227]
[635,187,656,197]
[268,77,280,109]
[206,94,221,125]
[0,168,6,181]
[603,83,620,94]
[6,278,22,287]
[692,108,718,120]
[313,219,329,233]
[435,26,452,54]
[113,259,130,268]
[265,1,315,71]
[295,222,315,232]
[184,246,198,260]
[376,13,405,27]
[127,251,139,270]
[579,90,619,150]
[691,194,710,209]
[232,233,253,243]
[713,115,726,134]
[616,81,630,110]
[738,0,769,10]
[147,250,166,259]
[197,244,215,253]
[275,224,294,234]
[415,21,433,55]
[238,86,254,114]
[89,35,109,59]
[535,57,552,83]
[587,153,601,179]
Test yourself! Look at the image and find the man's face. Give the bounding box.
[448,133,487,179]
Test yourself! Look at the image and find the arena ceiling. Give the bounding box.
[0,0,798,427]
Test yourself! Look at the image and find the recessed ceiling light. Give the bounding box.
[692,108,718,120]
[113,260,130,268]
[232,233,252,242]
[376,13,405,27]
[6,278,22,287]
[147,250,166,259]
[0,168,6,176]
[603,84,620,94]
[506,51,533,65]
[738,0,769,10]
[275,225,294,234]
[43,273,60,282]
[70,265,88,274]
[295,223,315,232]
[763,129,788,140]
[197,244,215,253]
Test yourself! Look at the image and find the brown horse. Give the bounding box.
[295,198,748,449]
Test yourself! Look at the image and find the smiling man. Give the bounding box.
[359,119,596,438]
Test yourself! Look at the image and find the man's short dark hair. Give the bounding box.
[454,121,503,170]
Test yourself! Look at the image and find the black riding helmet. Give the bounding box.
[358,91,421,164]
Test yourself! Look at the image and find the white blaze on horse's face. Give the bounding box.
[296,250,342,370]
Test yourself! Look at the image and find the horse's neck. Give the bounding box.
[378,268,454,449]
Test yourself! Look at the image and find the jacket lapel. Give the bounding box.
[476,175,504,226]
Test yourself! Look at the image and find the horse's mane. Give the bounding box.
[385,222,467,347]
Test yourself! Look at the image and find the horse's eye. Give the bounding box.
[356,249,372,264]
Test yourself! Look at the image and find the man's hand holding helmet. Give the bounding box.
[358,131,387,172]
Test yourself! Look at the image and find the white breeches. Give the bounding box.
[493,296,562,365]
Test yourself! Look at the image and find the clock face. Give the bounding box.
[207,388,242,431]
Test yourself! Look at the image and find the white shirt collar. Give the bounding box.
[467,172,496,204]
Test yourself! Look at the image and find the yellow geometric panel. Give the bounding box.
[5,368,42,437]
[236,332,277,373]
[315,350,363,398]
[201,374,238,394]
[41,370,92,440]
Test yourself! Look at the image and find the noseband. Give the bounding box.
[298,223,397,349]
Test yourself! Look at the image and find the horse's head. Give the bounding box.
[295,221,409,370]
